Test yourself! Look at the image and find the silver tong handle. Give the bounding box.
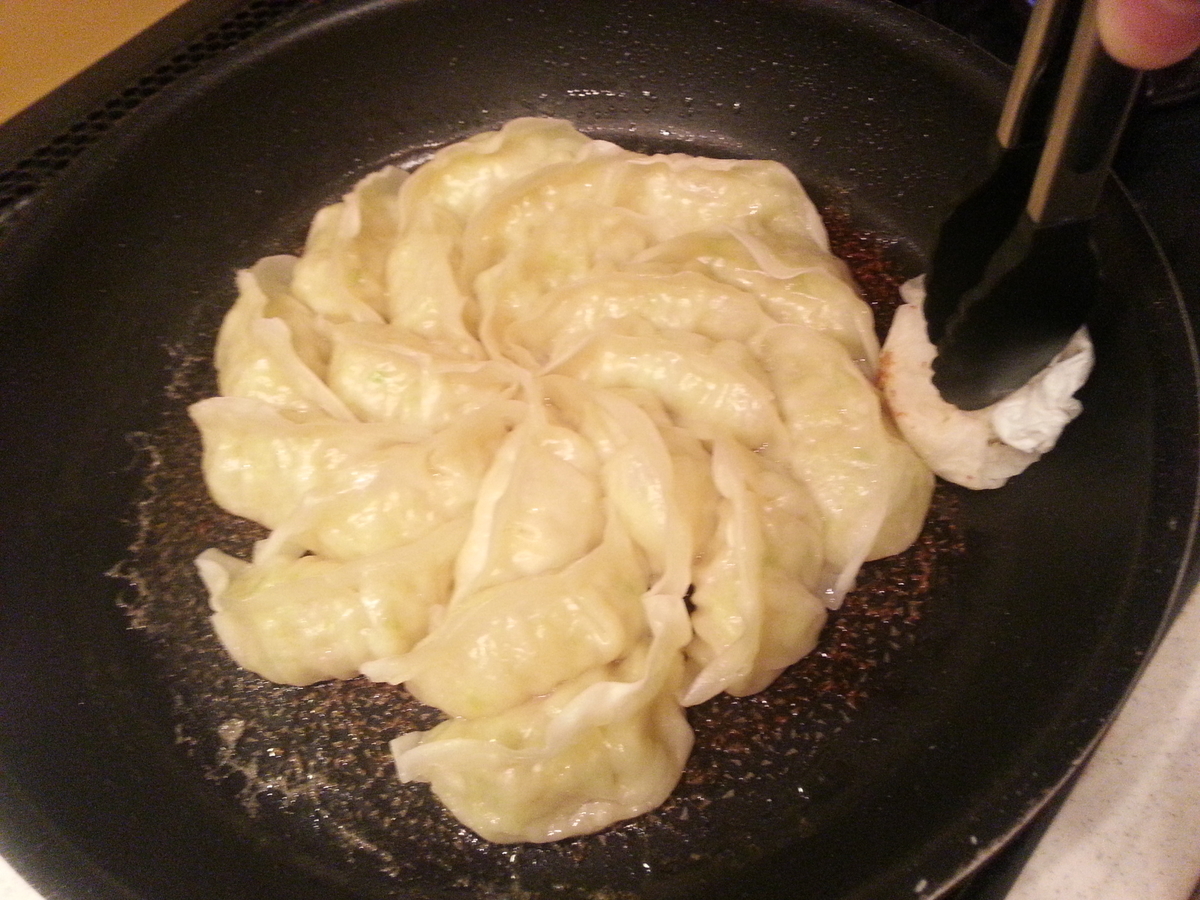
[997,0,1082,150]
[1026,0,1143,226]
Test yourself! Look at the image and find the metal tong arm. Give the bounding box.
[997,0,1083,152]
[926,0,1143,410]
[921,0,1084,346]
[1025,0,1142,227]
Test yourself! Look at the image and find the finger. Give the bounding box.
[1097,0,1200,69]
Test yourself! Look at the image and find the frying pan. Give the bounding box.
[0,1,1196,898]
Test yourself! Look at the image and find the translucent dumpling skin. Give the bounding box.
[190,117,933,843]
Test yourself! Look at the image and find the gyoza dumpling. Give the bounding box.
[325,322,518,429]
[214,257,349,420]
[393,119,638,359]
[190,396,422,529]
[196,518,468,685]
[755,324,933,596]
[683,438,827,705]
[506,270,770,368]
[383,228,483,356]
[628,227,879,370]
[614,152,826,250]
[541,376,716,595]
[390,674,691,844]
[472,205,656,363]
[291,166,407,323]
[362,388,617,716]
[555,327,784,450]
[448,393,605,599]
[190,396,516,558]
[278,403,520,561]
[878,277,1093,489]
[394,117,592,231]
[363,512,649,719]
[388,591,693,843]
[458,147,634,285]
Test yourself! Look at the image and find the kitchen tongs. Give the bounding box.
[923,0,1142,410]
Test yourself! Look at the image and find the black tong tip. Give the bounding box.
[930,216,1098,410]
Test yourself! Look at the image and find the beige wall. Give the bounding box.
[0,0,188,122]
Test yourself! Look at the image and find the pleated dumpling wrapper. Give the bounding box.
[191,117,934,843]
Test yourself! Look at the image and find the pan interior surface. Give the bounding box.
[0,2,1195,900]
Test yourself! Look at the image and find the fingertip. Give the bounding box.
[1098,0,1200,69]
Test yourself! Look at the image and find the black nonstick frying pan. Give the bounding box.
[1,1,1197,899]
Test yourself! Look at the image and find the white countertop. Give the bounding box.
[0,860,37,900]
[1007,586,1200,900]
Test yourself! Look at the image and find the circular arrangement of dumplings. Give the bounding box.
[190,118,933,843]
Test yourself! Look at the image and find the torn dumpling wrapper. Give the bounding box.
[879,276,1093,490]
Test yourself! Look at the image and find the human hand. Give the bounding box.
[1097,0,1200,69]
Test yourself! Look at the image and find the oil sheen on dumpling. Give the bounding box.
[190,117,933,844]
